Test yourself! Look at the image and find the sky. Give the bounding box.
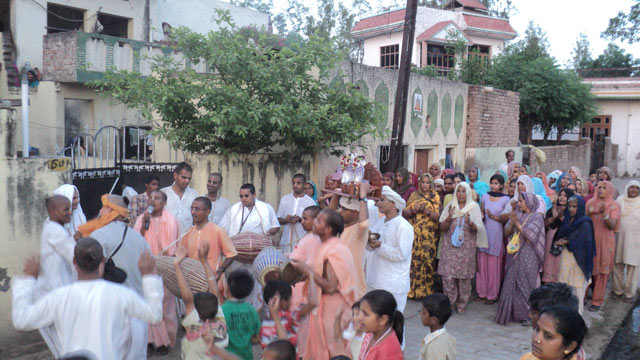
[270,0,640,66]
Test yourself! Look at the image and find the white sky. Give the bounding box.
[270,0,640,66]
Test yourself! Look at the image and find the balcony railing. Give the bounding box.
[43,32,207,83]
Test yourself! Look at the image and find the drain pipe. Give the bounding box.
[20,62,31,158]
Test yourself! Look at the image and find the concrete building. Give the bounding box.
[351,0,516,72]
[0,0,269,157]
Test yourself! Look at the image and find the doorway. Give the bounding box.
[414,148,433,175]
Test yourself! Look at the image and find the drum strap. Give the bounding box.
[239,206,254,233]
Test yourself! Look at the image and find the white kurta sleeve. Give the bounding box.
[218,206,233,235]
[12,277,56,331]
[277,196,287,219]
[123,275,164,325]
[49,230,75,268]
[267,204,280,230]
[378,224,414,262]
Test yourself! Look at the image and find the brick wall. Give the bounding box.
[529,142,592,175]
[42,32,77,82]
[465,85,520,148]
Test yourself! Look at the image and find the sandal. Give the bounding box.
[457,308,466,315]
[521,319,531,326]
[589,305,601,312]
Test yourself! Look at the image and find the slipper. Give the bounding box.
[589,305,601,312]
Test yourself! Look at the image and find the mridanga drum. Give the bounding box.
[154,255,208,298]
[252,246,286,286]
[230,232,272,263]
[280,259,304,285]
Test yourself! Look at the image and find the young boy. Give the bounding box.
[263,339,296,360]
[419,293,457,360]
[222,269,261,360]
[260,280,299,348]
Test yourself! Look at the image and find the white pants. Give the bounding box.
[39,325,61,358]
[124,318,148,360]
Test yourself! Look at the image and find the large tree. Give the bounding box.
[571,32,593,70]
[603,0,640,44]
[90,13,382,155]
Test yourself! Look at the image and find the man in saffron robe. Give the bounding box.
[134,190,179,355]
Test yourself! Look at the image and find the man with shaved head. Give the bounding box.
[85,194,152,359]
[12,238,163,360]
[35,194,76,357]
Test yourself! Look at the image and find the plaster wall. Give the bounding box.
[598,99,640,177]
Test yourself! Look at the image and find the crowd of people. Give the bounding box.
[10,152,638,360]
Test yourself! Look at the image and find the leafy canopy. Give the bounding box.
[603,0,640,44]
[90,12,382,155]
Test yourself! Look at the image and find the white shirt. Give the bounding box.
[219,200,279,237]
[161,185,198,236]
[205,195,231,226]
[37,219,76,297]
[277,193,316,251]
[12,276,163,360]
[366,215,414,294]
[499,161,511,175]
[122,186,139,204]
[91,221,151,295]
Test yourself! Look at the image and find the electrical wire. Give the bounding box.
[29,0,97,23]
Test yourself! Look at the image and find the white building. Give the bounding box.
[351,0,516,72]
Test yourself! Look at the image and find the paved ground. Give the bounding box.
[5,178,639,360]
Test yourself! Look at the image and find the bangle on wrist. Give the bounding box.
[208,276,216,281]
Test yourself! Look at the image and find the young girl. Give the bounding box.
[174,243,229,359]
[520,305,587,360]
[356,290,404,360]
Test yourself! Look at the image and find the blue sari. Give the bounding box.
[467,166,489,199]
[532,177,552,211]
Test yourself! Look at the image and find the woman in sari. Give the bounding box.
[507,162,521,181]
[575,178,593,203]
[429,163,442,180]
[568,167,582,183]
[613,181,640,302]
[535,171,556,203]
[467,166,490,199]
[477,174,510,304]
[501,175,546,218]
[438,182,488,314]
[304,180,318,205]
[532,177,552,211]
[541,188,574,284]
[393,168,416,202]
[556,195,596,314]
[553,173,573,193]
[403,174,441,299]
[496,192,545,325]
[586,180,620,311]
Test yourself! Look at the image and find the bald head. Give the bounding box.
[74,238,104,273]
[46,195,71,224]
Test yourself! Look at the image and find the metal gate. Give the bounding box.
[591,133,606,173]
[59,126,185,219]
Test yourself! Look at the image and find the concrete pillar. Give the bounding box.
[0,108,17,158]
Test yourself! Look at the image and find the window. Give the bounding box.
[97,13,131,38]
[468,45,490,66]
[380,44,399,69]
[47,3,85,34]
[426,44,455,74]
[581,115,611,142]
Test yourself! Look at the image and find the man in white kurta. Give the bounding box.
[219,184,279,238]
[366,186,414,312]
[12,238,162,360]
[36,195,76,358]
[89,195,152,360]
[205,172,231,225]
[161,162,198,236]
[277,174,316,253]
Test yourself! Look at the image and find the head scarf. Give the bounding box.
[441,169,455,178]
[598,166,614,181]
[381,185,406,211]
[434,178,444,187]
[569,166,582,181]
[514,175,534,202]
[466,165,489,198]
[393,168,414,196]
[618,180,640,216]
[305,180,318,203]
[429,163,442,178]
[383,172,394,182]
[532,177,552,211]
[78,194,130,237]
[507,162,520,179]
[520,164,530,175]
[516,192,546,261]
[439,182,488,248]
[534,172,555,198]
[556,195,595,279]
[586,180,620,231]
[547,170,562,186]
[408,173,440,212]
[556,188,575,206]
[553,173,573,192]
[53,184,86,232]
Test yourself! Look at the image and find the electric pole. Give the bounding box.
[388,0,418,172]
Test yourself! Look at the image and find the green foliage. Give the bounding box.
[603,0,640,44]
[571,32,593,70]
[90,12,382,155]
[486,22,597,143]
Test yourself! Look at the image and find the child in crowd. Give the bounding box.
[259,280,299,348]
[339,301,364,360]
[356,290,404,360]
[222,269,261,360]
[589,171,598,185]
[419,293,457,360]
[528,283,585,360]
[174,244,229,360]
[263,339,297,360]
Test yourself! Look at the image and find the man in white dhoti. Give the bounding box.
[366,186,414,313]
[35,195,76,357]
[219,183,279,238]
[12,238,163,360]
[83,194,152,360]
[277,174,316,252]
[204,172,230,225]
[161,162,198,236]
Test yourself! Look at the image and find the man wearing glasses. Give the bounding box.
[219,183,279,238]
